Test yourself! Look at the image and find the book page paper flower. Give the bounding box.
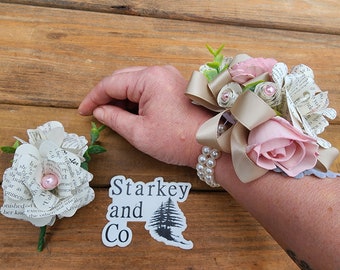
[1,121,106,251]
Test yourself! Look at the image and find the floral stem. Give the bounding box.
[37,226,46,252]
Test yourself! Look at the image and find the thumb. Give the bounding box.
[93,105,140,141]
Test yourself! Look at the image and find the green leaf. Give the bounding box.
[90,130,99,145]
[90,122,106,144]
[214,44,225,56]
[1,146,16,153]
[206,44,215,56]
[1,140,20,154]
[203,69,218,82]
[206,44,225,57]
[97,125,106,132]
[206,62,220,69]
[83,150,91,163]
[214,54,224,65]
[243,80,265,92]
[12,140,20,149]
[87,145,107,155]
[81,161,89,171]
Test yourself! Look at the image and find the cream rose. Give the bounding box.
[26,121,88,160]
[0,140,94,227]
[246,117,318,177]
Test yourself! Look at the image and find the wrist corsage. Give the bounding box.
[186,45,339,184]
[0,121,106,251]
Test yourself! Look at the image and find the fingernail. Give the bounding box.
[93,107,104,120]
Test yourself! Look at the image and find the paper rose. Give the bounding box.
[229,57,277,84]
[246,116,319,177]
[21,121,88,160]
[277,64,337,148]
[1,121,106,251]
[217,82,243,108]
[254,82,282,108]
[1,141,94,227]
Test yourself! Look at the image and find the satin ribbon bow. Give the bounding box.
[185,70,339,182]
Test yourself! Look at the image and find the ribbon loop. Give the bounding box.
[208,70,232,97]
[196,111,232,153]
[230,123,268,182]
[230,90,276,130]
[185,71,222,112]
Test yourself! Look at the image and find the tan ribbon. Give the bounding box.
[196,91,276,182]
[186,71,339,182]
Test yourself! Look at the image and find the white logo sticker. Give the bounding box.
[102,175,193,249]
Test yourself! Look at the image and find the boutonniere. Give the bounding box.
[1,121,106,251]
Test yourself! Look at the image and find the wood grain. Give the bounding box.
[0,190,297,269]
[2,0,339,34]
[0,3,339,113]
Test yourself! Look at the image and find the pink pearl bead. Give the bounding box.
[221,91,229,102]
[264,85,276,96]
[41,174,59,190]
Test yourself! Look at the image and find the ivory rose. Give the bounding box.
[230,57,277,84]
[0,140,94,227]
[246,117,318,177]
[26,121,88,160]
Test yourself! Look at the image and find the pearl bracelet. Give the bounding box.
[196,146,221,187]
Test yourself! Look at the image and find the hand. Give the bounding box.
[78,65,212,167]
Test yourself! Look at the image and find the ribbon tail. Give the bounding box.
[230,123,268,183]
[315,147,339,172]
[196,111,232,152]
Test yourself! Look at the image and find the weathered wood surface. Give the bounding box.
[2,0,340,34]
[0,1,339,269]
[0,190,297,270]
[1,3,340,111]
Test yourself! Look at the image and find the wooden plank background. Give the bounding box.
[0,1,339,269]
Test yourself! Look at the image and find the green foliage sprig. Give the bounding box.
[81,122,106,170]
[0,140,20,154]
[202,44,228,82]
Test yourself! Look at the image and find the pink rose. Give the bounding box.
[246,117,318,177]
[230,57,277,84]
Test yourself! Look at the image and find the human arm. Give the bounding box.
[78,65,339,270]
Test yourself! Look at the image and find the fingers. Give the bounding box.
[78,66,148,116]
[111,66,146,75]
[93,105,140,144]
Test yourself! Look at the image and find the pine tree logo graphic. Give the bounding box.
[145,197,193,249]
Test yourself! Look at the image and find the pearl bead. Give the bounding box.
[218,124,226,135]
[205,167,214,175]
[211,149,221,159]
[196,164,204,172]
[221,90,230,102]
[197,171,204,179]
[202,146,211,155]
[264,85,276,96]
[41,174,59,190]
[198,154,207,164]
[204,174,213,183]
[206,158,216,168]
